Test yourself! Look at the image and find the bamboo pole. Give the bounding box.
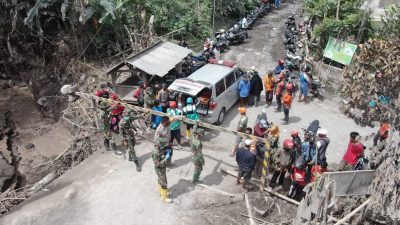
[333,198,371,225]
[72,91,270,144]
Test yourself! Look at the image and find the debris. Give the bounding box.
[195,183,236,198]
[27,173,56,197]
[333,198,371,225]
[25,143,35,149]
[245,193,257,225]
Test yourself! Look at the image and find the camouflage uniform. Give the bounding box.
[98,101,116,151]
[143,87,156,109]
[152,138,172,202]
[191,124,205,183]
[119,114,141,171]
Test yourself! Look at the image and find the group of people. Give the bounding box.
[96,84,205,203]
[238,60,296,125]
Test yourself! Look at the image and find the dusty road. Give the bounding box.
[1,1,375,225]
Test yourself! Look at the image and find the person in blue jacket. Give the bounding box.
[238,74,251,107]
[274,59,285,75]
[151,100,163,129]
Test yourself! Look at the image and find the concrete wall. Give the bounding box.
[313,61,344,89]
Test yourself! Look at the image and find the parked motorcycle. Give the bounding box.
[310,78,325,98]
[302,119,320,142]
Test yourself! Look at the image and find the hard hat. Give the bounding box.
[238,107,247,114]
[283,139,294,150]
[291,130,299,136]
[286,83,294,91]
[278,59,285,65]
[186,97,194,104]
[220,29,225,33]
[251,66,256,71]
[317,129,328,136]
[244,139,252,146]
[170,101,177,108]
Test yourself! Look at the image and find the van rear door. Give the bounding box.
[168,78,209,96]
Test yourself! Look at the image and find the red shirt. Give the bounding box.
[253,124,267,137]
[311,165,328,182]
[342,141,364,165]
[291,167,307,187]
[379,123,390,139]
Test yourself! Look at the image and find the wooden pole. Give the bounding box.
[72,91,271,144]
[333,198,371,225]
[259,137,271,192]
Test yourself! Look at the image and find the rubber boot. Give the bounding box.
[160,188,172,203]
[157,184,162,196]
[128,153,133,161]
[112,143,122,155]
[186,130,190,140]
[192,171,201,183]
[134,160,141,172]
[104,139,111,151]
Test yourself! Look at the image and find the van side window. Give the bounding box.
[235,69,244,80]
[215,79,226,97]
[225,72,236,88]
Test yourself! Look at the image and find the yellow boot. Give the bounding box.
[157,184,162,196]
[160,188,172,203]
[186,130,191,139]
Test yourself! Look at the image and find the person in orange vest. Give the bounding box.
[373,119,390,147]
[282,84,293,124]
[263,70,277,107]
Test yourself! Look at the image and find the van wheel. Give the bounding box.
[216,108,226,125]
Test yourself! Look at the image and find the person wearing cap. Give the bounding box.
[316,129,330,164]
[275,72,286,112]
[263,70,277,107]
[191,122,205,183]
[270,139,294,187]
[301,136,316,180]
[373,119,390,147]
[119,111,141,171]
[231,107,248,156]
[249,66,263,107]
[167,101,182,148]
[291,130,302,164]
[236,139,256,192]
[157,83,170,112]
[339,132,364,171]
[282,84,293,124]
[152,138,172,203]
[182,97,199,139]
[238,74,251,107]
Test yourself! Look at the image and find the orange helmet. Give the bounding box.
[239,107,247,114]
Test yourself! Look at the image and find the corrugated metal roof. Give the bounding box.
[125,41,192,77]
[188,64,235,85]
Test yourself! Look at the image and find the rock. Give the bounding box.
[0,157,15,189]
[25,143,35,149]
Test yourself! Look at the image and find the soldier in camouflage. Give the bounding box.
[98,100,119,154]
[119,110,141,171]
[191,123,205,183]
[152,138,172,203]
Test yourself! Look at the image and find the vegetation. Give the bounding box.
[378,4,400,43]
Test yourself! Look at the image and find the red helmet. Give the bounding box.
[170,101,177,108]
[286,83,294,91]
[291,130,299,137]
[283,139,294,150]
[278,59,285,65]
[111,93,118,101]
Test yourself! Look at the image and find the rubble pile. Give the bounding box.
[341,39,400,127]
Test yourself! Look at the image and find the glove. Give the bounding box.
[165,152,171,161]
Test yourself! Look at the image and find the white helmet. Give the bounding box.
[220,29,225,33]
[251,66,256,71]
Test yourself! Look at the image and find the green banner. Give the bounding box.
[323,37,357,65]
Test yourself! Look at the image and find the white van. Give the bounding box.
[168,63,245,124]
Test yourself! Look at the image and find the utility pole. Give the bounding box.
[336,0,341,19]
[212,0,216,38]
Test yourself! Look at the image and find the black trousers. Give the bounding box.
[270,170,286,185]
